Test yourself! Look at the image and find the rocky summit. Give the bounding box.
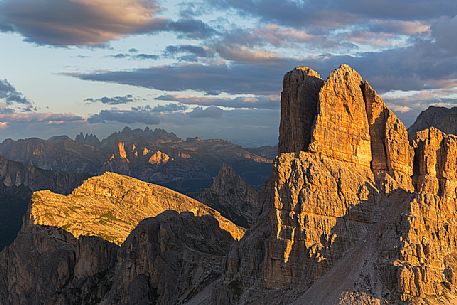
[212,64,457,305]
[193,164,260,228]
[1,64,457,305]
[409,106,457,137]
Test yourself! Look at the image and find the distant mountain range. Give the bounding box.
[0,127,274,193]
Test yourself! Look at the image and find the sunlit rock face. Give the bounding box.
[31,172,245,244]
[0,172,244,305]
[213,65,457,305]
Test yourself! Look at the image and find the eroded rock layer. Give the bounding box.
[212,65,457,305]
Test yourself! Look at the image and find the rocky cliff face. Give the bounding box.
[102,211,234,305]
[409,106,457,136]
[0,211,235,305]
[0,173,244,305]
[0,155,87,194]
[279,67,324,154]
[212,65,457,305]
[193,164,259,228]
[0,156,88,250]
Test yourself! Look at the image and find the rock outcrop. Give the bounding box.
[32,172,245,244]
[0,211,235,305]
[193,164,259,228]
[102,211,234,305]
[409,106,457,136]
[148,150,172,165]
[0,184,31,250]
[279,67,324,154]
[0,155,87,194]
[0,172,244,305]
[0,136,103,174]
[211,65,457,305]
[75,132,101,147]
[412,128,457,198]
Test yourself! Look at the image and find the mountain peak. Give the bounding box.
[31,172,245,245]
[409,105,457,136]
[193,164,259,228]
[214,65,457,304]
[279,64,413,189]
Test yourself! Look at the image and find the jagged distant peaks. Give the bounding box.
[75,132,100,146]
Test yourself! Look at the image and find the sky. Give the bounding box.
[0,0,456,147]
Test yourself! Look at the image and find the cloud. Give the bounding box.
[178,2,209,19]
[0,79,34,113]
[0,1,217,46]
[0,79,32,106]
[188,106,223,118]
[75,45,457,96]
[75,61,293,95]
[164,45,214,61]
[0,112,83,124]
[431,16,457,53]
[209,0,457,28]
[382,87,457,126]
[134,53,160,60]
[367,20,431,35]
[88,108,161,124]
[110,53,160,60]
[85,94,141,105]
[0,0,166,46]
[132,103,187,112]
[157,94,279,109]
[214,45,283,62]
[165,19,218,39]
[86,102,186,125]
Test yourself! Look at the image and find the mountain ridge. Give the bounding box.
[0,127,273,193]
